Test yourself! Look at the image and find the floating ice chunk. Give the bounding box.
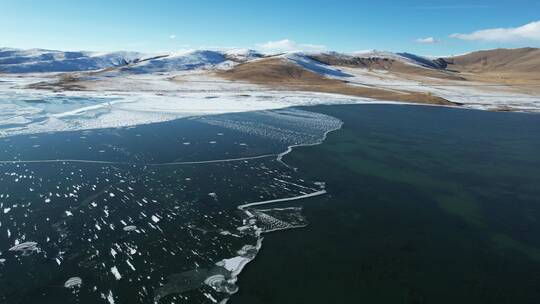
[0,258,5,263]
[65,210,73,216]
[9,241,39,254]
[110,266,122,280]
[203,273,239,294]
[64,277,82,288]
[3,208,11,214]
[106,290,115,304]
[151,215,160,223]
[204,274,226,287]
[216,256,251,276]
[203,292,219,303]
[123,225,137,232]
[208,192,218,200]
[44,198,51,203]
[109,193,115,198]
[126,259,136,271]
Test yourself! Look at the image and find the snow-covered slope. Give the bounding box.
[124,50,228,73]
[279,51,447,79]
[225,49,264,61]
[1,47,445,74]
[347,50,446,69]
[0,48,144,73]
[284,53,353,77]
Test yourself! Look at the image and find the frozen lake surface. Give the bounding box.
[0,98,341,304]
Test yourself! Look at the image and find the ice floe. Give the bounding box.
[64,276,83,288]
[8,241,39,255]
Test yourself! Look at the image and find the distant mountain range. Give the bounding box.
[0,48,263,73]
[2,47,538,76]
[2,46,539,112]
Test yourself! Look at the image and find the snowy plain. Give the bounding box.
[1,48,539,138]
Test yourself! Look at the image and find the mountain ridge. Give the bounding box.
[1,46,538,76]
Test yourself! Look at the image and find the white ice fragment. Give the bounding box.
[203,292,219,303]
[216,256,251,276]
[126,259,136,271]
[64,277,82,288]
[123,225,137,232]
[9,242,38,252]
[106,290,115,304]
[110,266,122,280]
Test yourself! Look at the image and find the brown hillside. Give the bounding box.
[444,48,540,73]
[443,48,540,87]
[216,58,457,106]
[309,54,464,81]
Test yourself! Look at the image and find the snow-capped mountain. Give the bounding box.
[124,50,228,73]
[0,48,268,74]
[0,48,144,73]
[1,47,538,82]
[1,46,538,113]
[0,47,446,74]
[224,49,264,61]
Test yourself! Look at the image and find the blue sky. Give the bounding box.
[1,0,540,55]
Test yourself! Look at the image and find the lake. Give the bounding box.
[1,103,539,304]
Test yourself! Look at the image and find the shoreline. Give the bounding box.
[218,112,344,302]
[0,153,277,166]
[2,82,539,139]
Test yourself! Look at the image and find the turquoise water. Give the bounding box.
[1,102,540,304]
[234,104,540,304]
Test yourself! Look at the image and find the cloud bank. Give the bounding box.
[256,39,326,52]
[415,37,440,44]
[451,20,540,42]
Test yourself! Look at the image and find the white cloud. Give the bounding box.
[256,39,326,52]
[415,37,440,44]
[169,35,176,39]
[450,20,540,42]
